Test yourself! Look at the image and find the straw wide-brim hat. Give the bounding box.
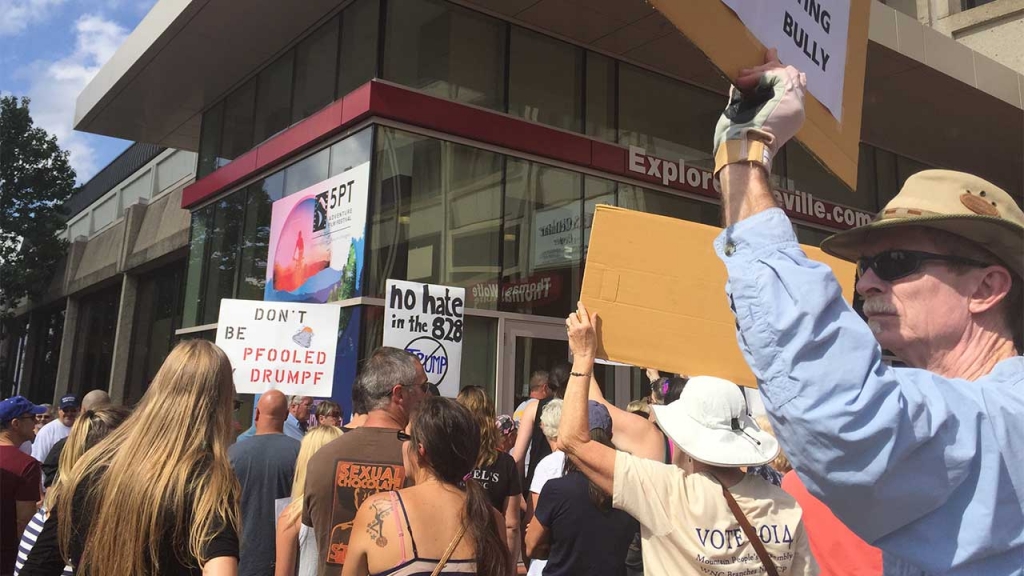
[821,170,1024,279]
[651,376,778,468]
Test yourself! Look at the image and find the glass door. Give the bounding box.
[496,318,630,415]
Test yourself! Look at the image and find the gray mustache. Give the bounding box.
[862,299,898,315]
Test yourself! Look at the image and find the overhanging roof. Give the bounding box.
[74,0,347,151]
[76,0,1022,199]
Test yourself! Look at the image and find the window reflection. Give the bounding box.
[384,0,506,111]
[368,128,503,299]
[508,27,583,132]
[293,17,340,123]
[220,79,256,167]
[202,195,244,324]
[253,52,295,144]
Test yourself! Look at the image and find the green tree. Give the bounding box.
[0,96,76,322]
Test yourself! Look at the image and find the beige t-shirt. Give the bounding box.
[613,451,818,575]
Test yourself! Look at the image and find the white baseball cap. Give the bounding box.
[651,376,779,467]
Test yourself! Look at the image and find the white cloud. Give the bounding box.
[24,14,128,182]
[0,0,67,36]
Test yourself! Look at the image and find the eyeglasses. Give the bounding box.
[857,250,991,282]
[396,431,412,442]
[386,379,430,397]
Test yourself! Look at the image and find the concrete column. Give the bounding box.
[107,274,138,405]
[53,297,80,404]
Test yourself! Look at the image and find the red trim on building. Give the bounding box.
[181,80,873,230]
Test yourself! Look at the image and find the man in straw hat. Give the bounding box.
[710,50,1023,575]
[560,307,817,575]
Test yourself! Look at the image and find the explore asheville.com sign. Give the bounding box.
[216,299,341,397]
[721,0,851,120]
[383,280,465,397]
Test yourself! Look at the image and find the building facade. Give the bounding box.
[6,0,1021,417]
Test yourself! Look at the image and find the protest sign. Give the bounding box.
[383,280,465,397]
[647,0,870,190]
[216,298,341,396]
[580,205,856,388]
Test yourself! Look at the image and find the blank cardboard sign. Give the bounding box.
[580,205,856,388]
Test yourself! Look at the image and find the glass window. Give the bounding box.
[585,52,616,142]
[618,185,720,225]
[873,147,900,208]
[368,128,503,299]
[508,27,583,132]
[383,0,506,112]
[253,51,296,144]
[338,0,380,97]
[283,148,330,195]
[202,193,245,325]
[127,262,183,404]
[293,17,340,123]
[785,142,875,210]
[198,102,225,178]
[502,158,581,317]
[619,64,721,169]
[460,316,497,397]
[219,79,257,167]
[27,306,64,402]
[70,284,120,396]
[182,206,212,327]
[329,128,374,176]
[237,182,275,301]
[856,144,878,213]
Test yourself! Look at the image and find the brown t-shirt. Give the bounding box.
[303,427,407,576]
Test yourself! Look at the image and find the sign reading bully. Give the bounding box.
[216,299,341,396]
[383,280,465,397]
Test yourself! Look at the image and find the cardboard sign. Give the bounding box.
[722,0,850,120]
[580,205,856,388]
[383,280,465,397]
[216,299,341,396]
[648,0,871,189]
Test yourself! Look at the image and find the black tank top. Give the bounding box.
[525,397,554,489]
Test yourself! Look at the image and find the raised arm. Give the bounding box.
[558,303,615,495]
[510,400,537,478]
[586,375,665,462]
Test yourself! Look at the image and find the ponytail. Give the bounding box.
[463,479,510,576]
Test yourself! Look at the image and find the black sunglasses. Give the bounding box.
[857,250,991,282]
[397,431,412,442]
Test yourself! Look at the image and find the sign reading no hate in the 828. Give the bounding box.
[383,279,465,398]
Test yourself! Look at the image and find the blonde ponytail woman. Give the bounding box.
[16,406,130,575]
[57,340,241,576]
[275,425,343,576]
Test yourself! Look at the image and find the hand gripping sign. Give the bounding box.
[383,280,465,397]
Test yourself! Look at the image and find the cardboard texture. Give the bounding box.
[580,205,856,388]
[648,0,871,191]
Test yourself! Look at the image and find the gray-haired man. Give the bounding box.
[302,347,428,576]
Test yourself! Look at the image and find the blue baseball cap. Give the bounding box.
[588,400,613,434]
[0,396,47,423]
[59,394,80,409]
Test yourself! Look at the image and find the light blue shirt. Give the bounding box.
[235,414,306,444]
[715,208,1024,575]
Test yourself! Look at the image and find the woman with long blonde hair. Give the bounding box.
[16,406,131,575]
[455,386,522,574]
[57,340,241,576]
[275,425,342,576]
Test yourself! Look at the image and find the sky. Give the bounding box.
[0,0,158,184]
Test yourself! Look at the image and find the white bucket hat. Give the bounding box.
[651,376,779,467]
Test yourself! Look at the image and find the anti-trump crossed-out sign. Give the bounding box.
[216,298,341,396]
[383,279,465,397]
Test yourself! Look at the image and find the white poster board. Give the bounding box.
[383,280,465,397]
[216,299,341,396]
[720,0,850,120]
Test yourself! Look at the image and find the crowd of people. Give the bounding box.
[1,50,1022,576]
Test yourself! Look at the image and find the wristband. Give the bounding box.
[570,371,591,378]
[714,137,773,175]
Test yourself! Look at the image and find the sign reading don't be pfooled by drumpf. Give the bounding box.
[383,280,465,397]
[216,298,340,396]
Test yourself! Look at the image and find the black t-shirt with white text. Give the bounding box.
[470,451,522,511]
